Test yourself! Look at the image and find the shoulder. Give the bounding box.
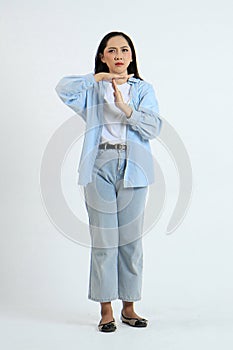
[129,77,155,99]
[129,77,153,90]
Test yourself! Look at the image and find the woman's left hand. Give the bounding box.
[112,78,133,118]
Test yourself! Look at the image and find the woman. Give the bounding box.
[55,31,162,332]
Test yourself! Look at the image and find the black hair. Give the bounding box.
[94,31,143,80]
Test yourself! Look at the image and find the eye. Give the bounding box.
[108,49,115,53]
[122,48,129,52]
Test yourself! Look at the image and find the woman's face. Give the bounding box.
[100,35,133,75]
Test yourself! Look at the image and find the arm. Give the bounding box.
[55,72,132,120]
[126,83,162,140]
[112,79,162,140]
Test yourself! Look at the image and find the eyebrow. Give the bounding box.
[107,46,129,49]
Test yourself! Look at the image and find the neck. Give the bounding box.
[116,79,127,85]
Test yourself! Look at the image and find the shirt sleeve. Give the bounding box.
[55,73,97,120]
[126,82,162,140]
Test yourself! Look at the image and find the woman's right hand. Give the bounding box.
[94,72,133,83]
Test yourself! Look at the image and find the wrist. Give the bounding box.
[94,73,103,82]
[122,104,133,118]
[126,108,133,118]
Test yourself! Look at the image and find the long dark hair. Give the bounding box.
[94,31,143,80]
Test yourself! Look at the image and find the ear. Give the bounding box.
[100,53,105,63]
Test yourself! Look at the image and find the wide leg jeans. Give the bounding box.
[84,148,148,302]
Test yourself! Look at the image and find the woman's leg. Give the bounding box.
[100,302,114,324]
[85,188,119,302]
[84,150,121,303]
[116,183,148,322]
[122,301,144,319]
[117,185,148,301]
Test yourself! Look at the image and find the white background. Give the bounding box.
[1,0,233,349]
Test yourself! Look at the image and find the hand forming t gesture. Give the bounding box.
[111,78,133,118]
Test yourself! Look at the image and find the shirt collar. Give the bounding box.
[127,76,139,84]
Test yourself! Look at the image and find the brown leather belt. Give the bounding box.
[98,143,127,151]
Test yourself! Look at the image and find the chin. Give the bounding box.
[113,69,126,75]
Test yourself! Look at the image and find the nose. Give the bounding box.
[114,52,123,60]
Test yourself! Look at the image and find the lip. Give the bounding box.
[115,62,124,66]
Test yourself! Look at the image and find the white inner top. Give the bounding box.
[100,82,131,144]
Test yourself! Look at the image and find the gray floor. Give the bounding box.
[1,302,232,350]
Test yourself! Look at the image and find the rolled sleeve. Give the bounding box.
[55,73,97,119]
[126,82,162,140]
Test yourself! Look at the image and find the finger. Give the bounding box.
[113,74,127,80]
[112,78,118,91]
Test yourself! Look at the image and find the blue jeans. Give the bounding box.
[84,148,148,302]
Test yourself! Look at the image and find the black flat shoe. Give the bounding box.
[98,318,117,332]
[121,312,148,327]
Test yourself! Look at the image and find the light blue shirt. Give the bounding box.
[55,73,162,187]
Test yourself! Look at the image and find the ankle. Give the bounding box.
[101,309,113,317]
[122,301,134,310]
[100,302,113,317]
